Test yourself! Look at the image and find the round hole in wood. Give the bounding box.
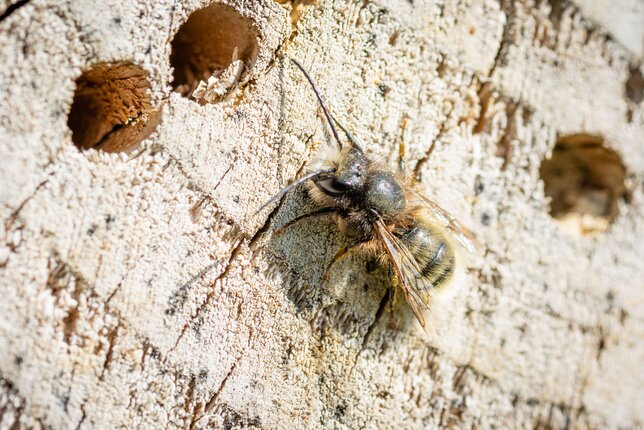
[539,134,629,236]
[170,3,259,100]
[67,62,162,153]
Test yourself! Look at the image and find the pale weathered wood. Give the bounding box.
[1,0,643,429]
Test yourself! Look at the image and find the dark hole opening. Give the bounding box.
[169,3,259,100]
[67,62,162,152]
[540,134,628,235]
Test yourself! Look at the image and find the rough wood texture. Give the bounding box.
[1,0,643,429]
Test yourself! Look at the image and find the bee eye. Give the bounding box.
[316,178,351,196]
[332,179,351,191]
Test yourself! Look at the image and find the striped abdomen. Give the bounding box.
[396,225,455,290]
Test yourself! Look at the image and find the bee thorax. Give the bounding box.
[364,170,406,215]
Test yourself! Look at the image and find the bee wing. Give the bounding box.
[411,190,480,254]
[373,218,433,328]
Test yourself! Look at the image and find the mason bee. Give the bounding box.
[259,58,479,328]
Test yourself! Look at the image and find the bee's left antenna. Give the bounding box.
[289,58,343,151]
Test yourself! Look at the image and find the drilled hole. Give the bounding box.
[540,135,628,236]
[67,62,162,153]
[170,3,259,101]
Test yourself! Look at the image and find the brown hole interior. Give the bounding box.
[539,134,628,236]
[67,62,162,153]
[170,3,259,98]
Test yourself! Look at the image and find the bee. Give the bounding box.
[259,58,479,328]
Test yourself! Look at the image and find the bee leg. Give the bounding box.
[387,265,398,311]
[398,142,406,174]
[321,238,367,281]
[387,265,399,329]
[274,207,347,237]
[398,141,407,173]
[398,116,408,173]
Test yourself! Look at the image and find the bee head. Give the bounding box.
[317,145,368,196]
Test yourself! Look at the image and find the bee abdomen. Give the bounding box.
[398,226,455,289]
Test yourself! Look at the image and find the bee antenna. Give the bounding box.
[330,113,364,152]
[289,58,344,151]
[254,169,335,215]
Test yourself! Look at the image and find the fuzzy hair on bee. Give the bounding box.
[258,58,479,329]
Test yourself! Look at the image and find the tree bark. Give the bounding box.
[1,0,643,429]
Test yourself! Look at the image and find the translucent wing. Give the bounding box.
[411,190,480,254]
[373,218,434,328]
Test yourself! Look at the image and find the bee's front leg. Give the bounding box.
[274,207,346,237]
